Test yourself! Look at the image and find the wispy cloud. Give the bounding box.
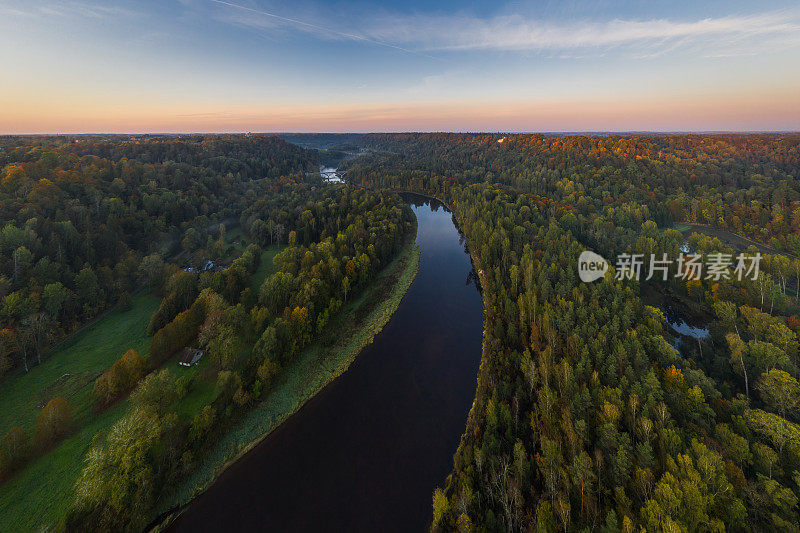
[373,11,800,53]
[0,1,136,20]
[209,1,800,58]
[208,0,443,61]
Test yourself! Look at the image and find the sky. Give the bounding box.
[0,0,799,133]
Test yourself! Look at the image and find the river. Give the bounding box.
[321,166,344,183]
[171,196,484,532]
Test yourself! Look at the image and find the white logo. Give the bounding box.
[578,250,608,282]
[578,251,761,283]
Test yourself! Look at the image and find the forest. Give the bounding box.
[2,132,800,532]
[0,135,316,377]
[344,133,800,531]
[0,134,415,531]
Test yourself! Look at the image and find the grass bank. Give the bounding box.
[0,236,276,531]
[0,293,159,532]
[248,244,283,292]
[0,293,159,436]
[154,224,420,525]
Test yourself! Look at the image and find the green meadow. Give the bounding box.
[0,293,159,437]
[0,293,159,532]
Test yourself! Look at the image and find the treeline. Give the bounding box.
[351,133,800,255]
[347,134,800,531]
[1,135,317,181]
[0,136,317,377]
[93,349,147,410]
[66,186,413,530]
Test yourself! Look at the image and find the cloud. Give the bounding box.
[208,0,443,61]
[0,1,137,20]
[366,10,800,55]
[209,1,800,58]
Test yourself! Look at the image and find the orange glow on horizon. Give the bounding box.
[1,89,798,134]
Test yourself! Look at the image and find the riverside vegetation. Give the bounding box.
[345,133,800,532]
[3,132,800,532]
[0,135,417,531]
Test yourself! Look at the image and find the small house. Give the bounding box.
[178,347,204,367]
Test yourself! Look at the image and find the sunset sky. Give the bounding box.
[1,0,799,133]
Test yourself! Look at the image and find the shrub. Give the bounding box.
[117,291,132,311]
[94,349,147,410]
[0,427,30,479]
[256,358,279,393]
[34,397,72,449]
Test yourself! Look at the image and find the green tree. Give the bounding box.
[744,408,800,454]
[138,253,165,293]
[131,370,177,415]
[756,369,800,420]
[70,408,176,531]
[42,281,69,320]
[75,266,102,312]
[0,427,30,478]
[11,246,32,285]
[34,397,72,449]
[726,333,750,397]
[432,488,450,528]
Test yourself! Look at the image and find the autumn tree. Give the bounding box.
[34,397,72,449]
[0,427,30,478]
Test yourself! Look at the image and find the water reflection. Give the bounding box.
[663,305,710,341]
[321,166,344,183]
[173,196,484,532]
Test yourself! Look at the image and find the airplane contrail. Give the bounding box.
[209,0,444,62]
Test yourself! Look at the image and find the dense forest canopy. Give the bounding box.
[0,135,318,377]
[66,185,413,530]
[351,133,800,256]
[345,133,800,532]
[0,133,420,531]
[2,132,800,532]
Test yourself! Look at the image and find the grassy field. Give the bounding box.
[0,293,159,437]
[155,228,420,523]
[0,293,158,532]
[0,295,223,531]
[674,222,798,259]
[0,401,129,532]
[223,227,246,257]
[0,227,280,530]
[672,223,692,233]
[248,244,283,293]
[0,227,408,531]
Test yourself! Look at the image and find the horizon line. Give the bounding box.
[2,130,800,136]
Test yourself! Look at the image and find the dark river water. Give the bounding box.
[172,196,484,532]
